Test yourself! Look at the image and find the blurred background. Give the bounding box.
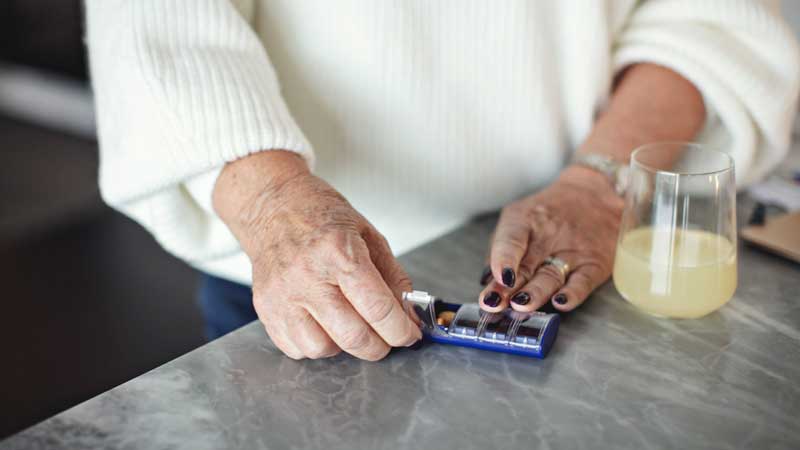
[1,0,799,439]
[0,0,204,438]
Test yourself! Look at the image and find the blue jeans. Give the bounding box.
[197,273,258,340]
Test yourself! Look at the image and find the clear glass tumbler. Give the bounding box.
[613,142,737,319]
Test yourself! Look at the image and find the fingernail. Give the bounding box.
[553,293,567,305]
[502,267,515,287]
[511,292,530,305]
[479,266,492,285]
[483,291,501,307]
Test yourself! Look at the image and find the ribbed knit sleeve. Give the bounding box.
[86,0,313,265]
[613,0,800,186]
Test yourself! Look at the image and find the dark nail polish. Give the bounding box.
[483,291,501,307]
[502,267,516,287]
[479,266,492,286]
[553,293,568,305]
[511,292,530,305]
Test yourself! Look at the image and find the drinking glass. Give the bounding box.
[613,142,737,319]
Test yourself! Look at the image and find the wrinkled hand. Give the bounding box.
[214,151,421,360]
[479,166,624,313]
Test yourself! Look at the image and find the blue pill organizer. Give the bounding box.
[402,290,560,359]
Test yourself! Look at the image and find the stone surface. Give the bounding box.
[3,202,799,450]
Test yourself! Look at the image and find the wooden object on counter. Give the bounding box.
[741,211,800,263]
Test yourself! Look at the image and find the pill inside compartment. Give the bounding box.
[432,300,460,330]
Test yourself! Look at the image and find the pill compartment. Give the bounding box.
[448,303,483,338]
[481,314,513,343]
[510,313,545,347]
[432,300,460,330]
[402,290,560,358]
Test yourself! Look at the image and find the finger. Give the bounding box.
[364,233,421,326]
[362,228,419,325]
[480,231,495,286]
[331,233,422,347]
[552,264,606,312]
[478,279,511,313]
[285,307,342,359]
[514,237,551,288]
[305,288,392,361]
[489,211,531,288]
[509,258,567,313]
[362,228,411,296]
[254,293,306,359]
[261,317,305,360]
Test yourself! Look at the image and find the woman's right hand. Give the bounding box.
[213,150,421,360]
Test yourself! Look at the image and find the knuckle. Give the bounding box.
[318,228,344,249]
[338,324,372,351]
[495,223,528,243]
[532,210,560,236]
[570,272,595,293]
[575,262,608,283]
[526,240,548,258]
[369,227,392,249]
[530,204,552,222]
[362,297,396,325]
[286,304,313,323]
[502,236,528,253]
[538,265,565,283]
[387,264,412,291]
[396,271,412,289]
[528,284,548,301]
[493,247,525,265]
[324,231,364,274]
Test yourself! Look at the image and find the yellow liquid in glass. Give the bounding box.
[613,227,737,319]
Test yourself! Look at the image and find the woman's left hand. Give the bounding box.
[478,165,625,313]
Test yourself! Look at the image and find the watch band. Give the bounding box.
[570,153,629,196]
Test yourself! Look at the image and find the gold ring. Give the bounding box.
[542,256,570,282]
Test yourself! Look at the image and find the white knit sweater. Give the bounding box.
[86,0,799,285]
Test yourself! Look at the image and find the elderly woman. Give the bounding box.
[86,0,798,360]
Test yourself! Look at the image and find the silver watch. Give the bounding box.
[570,153,629,196]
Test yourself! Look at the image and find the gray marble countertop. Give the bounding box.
[3,200,800,450]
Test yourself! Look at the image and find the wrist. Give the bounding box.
[570,150,631,196]
[213,150,310,238]
[559,164,610,188]
[558,165,623,207]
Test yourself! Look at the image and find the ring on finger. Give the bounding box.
[541,256,571,283]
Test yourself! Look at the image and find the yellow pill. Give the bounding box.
[436,311,456,327]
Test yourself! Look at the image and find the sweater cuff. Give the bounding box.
[184,166,223,216]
